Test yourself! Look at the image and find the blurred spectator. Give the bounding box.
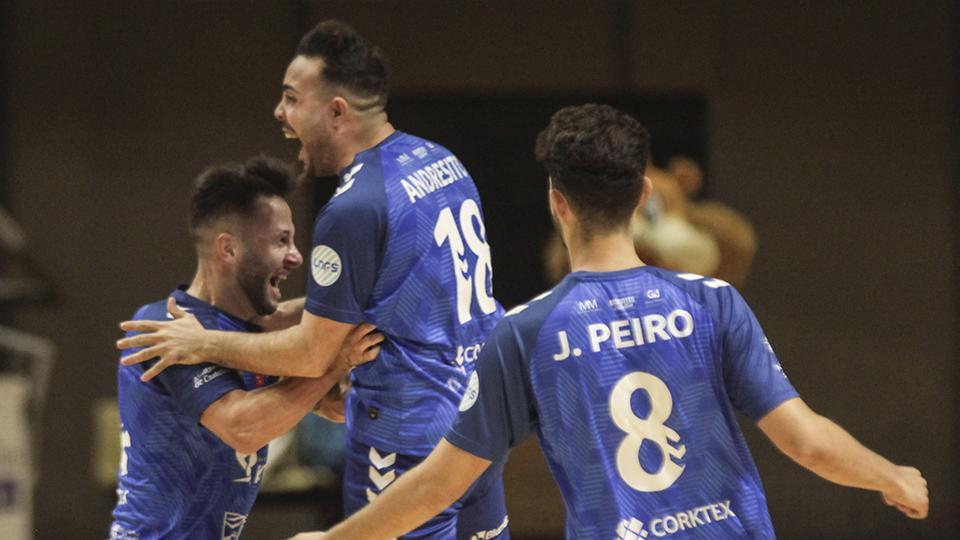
[544,156,756,288]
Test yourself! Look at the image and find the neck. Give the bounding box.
[186,264,256,321]
[565,226,644,273]
[335,116,395,172]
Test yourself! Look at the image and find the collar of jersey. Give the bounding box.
[337,130,405,180]
[565,264,655,282]
[171,286,261,332]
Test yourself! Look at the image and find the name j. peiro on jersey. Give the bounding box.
[553,309,694,361]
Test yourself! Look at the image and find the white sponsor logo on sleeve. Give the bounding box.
[459,371,480,412]
[311,245,342,286]
[194,366,228,388]
[470,514,509,539]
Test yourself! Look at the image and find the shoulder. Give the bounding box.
[645,267,749,324]
[495,279,579,350]
[318,164,388,228]
[380,131,453,160]
[130,299,170,323]
[334,161,386,205]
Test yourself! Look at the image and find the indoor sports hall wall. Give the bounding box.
[1,1,956,538]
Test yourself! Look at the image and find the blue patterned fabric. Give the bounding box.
[110,287,276,539]
[448,266,798,539]
[342,438,509,539]
[304,131,503,456]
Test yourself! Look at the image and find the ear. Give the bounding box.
[214,232,239,262]
[329,96,349,124]
[637,175,653,209]
[549,186,570,220]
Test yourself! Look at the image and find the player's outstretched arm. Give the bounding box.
[757,397,928,519]
[201,364,348,454]
[289,439,492,540]
[118,298,382,380]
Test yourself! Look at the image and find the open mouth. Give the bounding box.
[282,129,307,164]
[268,273,287,300]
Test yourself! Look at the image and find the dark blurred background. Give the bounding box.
[1,1,957,538]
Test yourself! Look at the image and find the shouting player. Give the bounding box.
[116,21,509,539]
[301,104,928,539]
[110,156,380,539]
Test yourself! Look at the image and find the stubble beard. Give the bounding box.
[237,254,277,317]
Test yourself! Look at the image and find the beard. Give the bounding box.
[300,131,338,178]
[295,163,338,188]
[236,253,277,317]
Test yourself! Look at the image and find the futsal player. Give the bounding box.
[300,104,928,539]
[116,21,509,539]
[109,156,380,539]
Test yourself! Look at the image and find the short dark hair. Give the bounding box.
[296,19,389,109]
[189,155,293,239]
[535,104,650,234]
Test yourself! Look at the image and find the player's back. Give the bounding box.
[306,131,503,455]
[509,266,796,538]
[111,289,272,539]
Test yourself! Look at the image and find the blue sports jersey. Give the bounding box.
[304,131,503,455]
[447,267,799,539]
[110,287,276,540]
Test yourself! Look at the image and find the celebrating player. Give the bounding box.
[116,21,509,538]
[110,156,380,539]
[299,104,928,539]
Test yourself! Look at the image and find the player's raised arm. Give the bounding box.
[118,303,382,381]
[757,397,928,519]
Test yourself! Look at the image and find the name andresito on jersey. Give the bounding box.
[553,309,694,361]
[399,155,470,204]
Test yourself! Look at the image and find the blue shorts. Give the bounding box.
[343,437,509,539]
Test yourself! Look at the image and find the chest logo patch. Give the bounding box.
[311,245,342,287]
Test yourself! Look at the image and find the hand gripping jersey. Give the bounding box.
[305,131,503,455]
[110,287,276,540]
[447,267,799,539]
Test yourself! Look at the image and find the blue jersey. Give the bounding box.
[305,131,503,455]
[110,287,276,540]
[447,267,799,539]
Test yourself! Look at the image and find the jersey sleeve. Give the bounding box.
[152,362,246,423]
[304,189,387,324]
[718,287,799,421]
[121,320,245,424]
[444,320,537,461]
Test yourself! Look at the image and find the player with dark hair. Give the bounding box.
[117,21,509,539]
[301,104,928,539]
[109,156,381,539]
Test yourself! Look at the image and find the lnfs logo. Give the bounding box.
[311,245,342,287]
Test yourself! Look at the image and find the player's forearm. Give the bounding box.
[208,324,337,377]
[207,369,344,454]
[759,399,901,494]
[783,414,901,493]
